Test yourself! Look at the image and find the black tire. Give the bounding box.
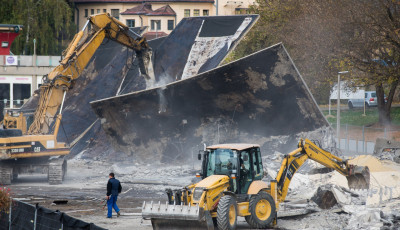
[365,102,370,108]
[245,191,276,229]
[348,101,353,109]
[217,195,237,230]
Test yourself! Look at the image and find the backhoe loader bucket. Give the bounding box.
[142,201,214,230]
[346,166,370,190]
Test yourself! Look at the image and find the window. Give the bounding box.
[13,84,31,108]
[184,9,190,17]
[168,20,174,30]
[206,149,237,177]
[1,42,8,48]
[84,9,88,17]
[203,10,209,16]
[235,8,250,15]
[103,9,107,13]
[91,9,94,15]
[111,9,120,20]
[194,9,200,16]
[126,19,135,28]
[151,20,161,30]
[0,84,10,107]
[97,9,100,14]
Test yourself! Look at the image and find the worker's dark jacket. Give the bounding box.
[107,177,122,196]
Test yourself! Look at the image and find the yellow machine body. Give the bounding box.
[142,139,370,230]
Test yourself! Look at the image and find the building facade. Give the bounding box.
[72,0,255,38]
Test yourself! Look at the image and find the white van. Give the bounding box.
[348,91,386,109]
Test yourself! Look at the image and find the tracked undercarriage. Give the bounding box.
[0,156,67,185]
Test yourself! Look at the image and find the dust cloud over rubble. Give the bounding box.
[9,15,400,230]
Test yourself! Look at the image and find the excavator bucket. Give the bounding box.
[346,166,370,190]
[142,202,214,230]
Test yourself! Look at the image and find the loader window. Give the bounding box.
[206,149,237,176]
[253,148,263,180]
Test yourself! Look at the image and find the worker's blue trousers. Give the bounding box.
[107,195,120,218]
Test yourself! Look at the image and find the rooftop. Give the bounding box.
[207,143,260,151]
[122,4,176,16]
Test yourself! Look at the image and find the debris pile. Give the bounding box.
[277,154,400,229]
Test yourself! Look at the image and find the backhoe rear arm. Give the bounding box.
[275,139,350,203]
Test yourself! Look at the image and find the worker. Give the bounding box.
[106,172,122,218]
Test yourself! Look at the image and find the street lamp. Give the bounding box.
[337,71,349,149]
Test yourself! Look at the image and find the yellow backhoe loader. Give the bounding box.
[0,13,152,184]
[142,139,370,230]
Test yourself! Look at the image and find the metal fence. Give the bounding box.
[331,123,400,156]
[0,199,106,230]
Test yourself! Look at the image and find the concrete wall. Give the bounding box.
[0,55,56,108]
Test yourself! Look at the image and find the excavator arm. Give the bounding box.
[26,13,153,135]
[275,138,370,203]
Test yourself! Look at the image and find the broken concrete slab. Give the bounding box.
[374,137,400,163]
[311,184,366,209]
[91,43,333,163]
[151,15,259,85]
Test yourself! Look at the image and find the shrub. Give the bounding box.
[0,186,11,213]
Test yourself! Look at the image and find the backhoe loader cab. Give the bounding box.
[199,144,264,195]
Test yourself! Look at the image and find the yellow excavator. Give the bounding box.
[142,138,370,229]
[0,13,152,184]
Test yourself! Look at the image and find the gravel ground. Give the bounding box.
[8,154,400,230]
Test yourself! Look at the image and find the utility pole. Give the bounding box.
[337,71,349,149]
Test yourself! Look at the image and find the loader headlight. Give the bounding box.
[193,187,205,201]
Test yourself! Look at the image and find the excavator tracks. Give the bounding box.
[48,158,67,185]
[0,167,13,185]
[0,157,67,185]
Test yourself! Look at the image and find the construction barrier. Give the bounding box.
[0,199,106,230]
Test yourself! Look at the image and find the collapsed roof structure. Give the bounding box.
[23,15,333,162]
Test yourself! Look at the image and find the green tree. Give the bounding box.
[343,0,400,125]
[0,0,75,55]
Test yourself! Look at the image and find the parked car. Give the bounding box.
[348,91,387,109]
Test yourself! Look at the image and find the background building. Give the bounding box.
[72,0,255,37]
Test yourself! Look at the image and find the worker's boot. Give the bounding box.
[117,211,121,217]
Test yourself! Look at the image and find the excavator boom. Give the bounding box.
[27,13,152,135]
[0,13,152,185]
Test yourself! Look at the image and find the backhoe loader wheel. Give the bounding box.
[217,195,237,230]
[245,191,276,229]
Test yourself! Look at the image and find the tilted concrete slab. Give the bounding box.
[91,44,334,163]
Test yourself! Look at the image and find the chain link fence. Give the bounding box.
[331,123,400,156]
